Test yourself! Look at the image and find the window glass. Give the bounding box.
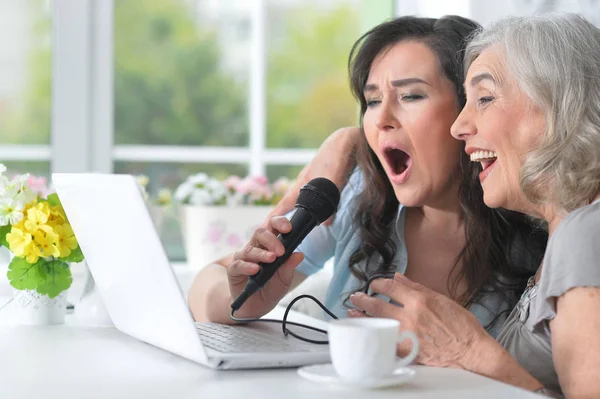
[0,0,52,144]
[266,0,360,149]
[114,0,250,147]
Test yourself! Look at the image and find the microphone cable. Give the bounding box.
[229,273,395,345]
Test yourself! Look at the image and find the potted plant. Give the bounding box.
[0,164,84,325]
[174,173,291,268]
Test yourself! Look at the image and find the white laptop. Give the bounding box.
[52,173,330,370]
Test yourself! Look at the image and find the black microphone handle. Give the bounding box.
[248,207,319,288]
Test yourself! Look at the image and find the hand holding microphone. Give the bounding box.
[228,177,340,317]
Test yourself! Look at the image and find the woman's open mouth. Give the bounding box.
[383,147,412,184]
[470,150,498,182]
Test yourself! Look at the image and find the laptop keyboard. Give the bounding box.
[195,322,312,353]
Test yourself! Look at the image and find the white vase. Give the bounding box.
[12,289,67,326]
[180,205,274,269]
[75,264,113,327]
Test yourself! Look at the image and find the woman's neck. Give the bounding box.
[417,179,464,231]
[417,205,464,232]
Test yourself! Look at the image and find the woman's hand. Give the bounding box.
[349,274,544,391]
[265,127,361,226]
[227,216,304,319]
[348,273,490,369]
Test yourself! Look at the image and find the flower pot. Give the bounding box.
[180,205,274,269]
[12,289,68,326]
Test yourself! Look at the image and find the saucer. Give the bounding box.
[297,363,416,389]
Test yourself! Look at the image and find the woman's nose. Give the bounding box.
[375,100,400,132]
[451,106,476,141]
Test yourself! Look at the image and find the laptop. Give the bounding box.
[52,173,330,370]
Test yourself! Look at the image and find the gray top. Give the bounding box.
[497,199,600,395]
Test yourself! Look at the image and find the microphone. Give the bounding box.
[230,177,341,312]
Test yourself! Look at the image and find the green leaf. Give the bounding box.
[36,260,72,298]
[46,193,62,207]
[0,224,11,248]
[63,245,84,263]
[7,257,44,291]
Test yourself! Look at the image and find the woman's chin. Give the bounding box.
[391,186,424,207]
[482,191,505,209]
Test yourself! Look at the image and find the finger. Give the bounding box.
[347,309,369,318]
[232,244,277,264]
[252,227,286,256]
[349,292,404,320]
[274,252,305,284]
[280,252,305,273]
[263,197,296,228]
[268,216,292,235]
[227,260,260,278]
[369,273,421,304]
[397,339,419,361]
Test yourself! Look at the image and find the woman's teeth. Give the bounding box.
[470,150,498,163]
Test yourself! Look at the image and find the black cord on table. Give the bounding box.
[229,272,395,345]
[230,294,336,344]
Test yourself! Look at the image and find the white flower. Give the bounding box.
[174,182,194,203]
[189,189,212,205]
[4,174,36,204]
[205,178,222,192]
[14,185,37,205]
[0,198,25,226]
[188,173,209,187]
[0,164,6,176]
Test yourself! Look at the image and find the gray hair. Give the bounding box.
[465,13,600,213]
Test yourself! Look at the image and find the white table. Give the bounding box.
[0,315,546,399]
[0,262,544,399]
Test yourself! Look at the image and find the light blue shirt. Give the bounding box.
[295,169,512,338]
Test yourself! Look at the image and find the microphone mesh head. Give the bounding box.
[297,177,341,223]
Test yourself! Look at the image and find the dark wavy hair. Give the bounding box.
[346,15,548,314]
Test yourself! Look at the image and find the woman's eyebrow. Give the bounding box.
[469,72,495,87]
[364,77,430,93]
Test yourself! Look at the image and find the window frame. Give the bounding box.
[4,0,396,176]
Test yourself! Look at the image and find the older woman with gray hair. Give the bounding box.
[349,12,600,398]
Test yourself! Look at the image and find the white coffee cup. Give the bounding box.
[327,318,419,381]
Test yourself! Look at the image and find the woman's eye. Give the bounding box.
[400,94,425,102]
[366,99,381,108]
[478,96,494,105]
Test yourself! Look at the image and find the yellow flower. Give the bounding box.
[48,205,67,227]
[54,224,78,258]
[33,229,60,258]
[24,207,49,234]
[24,243,42,264]
[6,228,32,257]
[35,201,51,216]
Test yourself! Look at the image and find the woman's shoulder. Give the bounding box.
[338,167,365,206]
[532,200,600,325]
[329,167,364,227]
[545,201,600,269]
[553,199,600,239]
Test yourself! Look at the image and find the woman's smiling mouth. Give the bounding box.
[470,150,498,182]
